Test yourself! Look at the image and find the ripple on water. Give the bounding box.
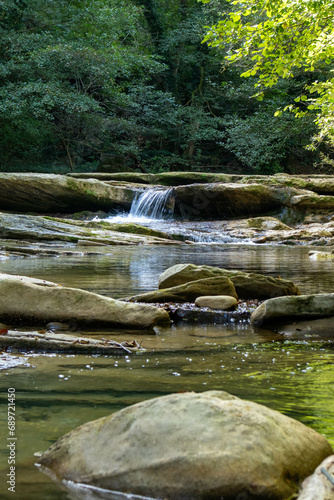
[1,244,334,499]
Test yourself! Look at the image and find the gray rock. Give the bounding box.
[291,193,334,210]
[37,390,333,500]
[195,295,238,310]
[0,273,170,329]
[297,455,334,500]
[168,304,251,324]
[159,263,300,299]
[126,276,238,303]
[68,171,243,186]
[174,182,281,218]
[0,173,135,213]
[0,213,179,246]
[251,293,334,327]
[225,216,292,231]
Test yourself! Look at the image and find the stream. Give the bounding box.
[0,193,334,499]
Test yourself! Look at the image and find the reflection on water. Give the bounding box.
[1,244,334,296]
[0,244,334,499]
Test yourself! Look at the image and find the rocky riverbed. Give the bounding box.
[1,172,334,254]
[2,172,334,500]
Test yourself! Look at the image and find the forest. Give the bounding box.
[0,0,333,174]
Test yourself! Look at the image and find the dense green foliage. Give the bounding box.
[202,0,334,153]
[0,0,326,173]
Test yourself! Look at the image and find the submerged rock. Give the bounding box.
[251,293,334,327]
[167,302,253,324]
[158,263,300,299]
[126,276,238,303]
[37,390,332,500]
[0,273,170,329]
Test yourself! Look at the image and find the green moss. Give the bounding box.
[66,178,77,190]
[247,218,265,229]
[85,220,172,239]
[66,178,97,198]
[113,223,170,239]
[43,216,85,226]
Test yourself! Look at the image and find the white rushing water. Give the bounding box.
[103,187,251,244]
[129,187,175,220]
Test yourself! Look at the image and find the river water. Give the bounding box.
[1,242,334,499]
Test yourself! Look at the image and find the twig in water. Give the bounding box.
[320,467,334,487]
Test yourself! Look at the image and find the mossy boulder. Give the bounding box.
[290,193,334,210]
[68,171,243,186]
[68,172,154,184]
[37,390,332,500]
[245,216,292,231]
[153,172,242,186]
[0,273,170,329]
[126,276,238,303]
[86,220,178,240]
[0,213,180,246]
[174,183,282,218]
[251,293,334,327]
[159,263,300,299]
[0,173,136,213]
[240,174,334,196]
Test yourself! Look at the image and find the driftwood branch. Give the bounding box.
[0,331,143,355]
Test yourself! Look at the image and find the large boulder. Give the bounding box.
[37,390,333,500]
[0,274,170,329]
[0,173,136,213]
[251,293,334,327]
[174,182,282,218]
[126,276,238,303]
[158,263,300,299]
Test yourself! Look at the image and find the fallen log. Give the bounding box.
[0,330,143,355]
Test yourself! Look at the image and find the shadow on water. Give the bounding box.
[1,243,334,499]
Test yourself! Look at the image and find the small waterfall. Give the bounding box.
[130,188,175,220]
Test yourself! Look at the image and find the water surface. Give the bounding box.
[0,243,334,499]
